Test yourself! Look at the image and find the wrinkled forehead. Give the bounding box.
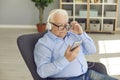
[52,13,68,23]
[49,10,69,23]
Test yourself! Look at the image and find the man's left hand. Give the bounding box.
[70,21,83,35]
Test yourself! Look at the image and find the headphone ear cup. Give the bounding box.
[46,22,52,30]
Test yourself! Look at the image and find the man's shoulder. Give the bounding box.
[37,32,55,47]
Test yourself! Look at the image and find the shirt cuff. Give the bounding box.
[79,32,88,40]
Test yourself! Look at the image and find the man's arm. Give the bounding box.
[70,21,96,54]
[79,32,96,54]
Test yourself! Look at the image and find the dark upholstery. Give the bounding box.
[17,31,107,80]
[87,62,107,75]
[17,31,48,80]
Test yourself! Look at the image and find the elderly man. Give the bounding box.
[34,9,117,80]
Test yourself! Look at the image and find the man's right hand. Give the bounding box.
[64,45,80,62]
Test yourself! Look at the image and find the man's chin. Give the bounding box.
[57,34,66,38]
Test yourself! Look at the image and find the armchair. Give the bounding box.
[17,31,107,80]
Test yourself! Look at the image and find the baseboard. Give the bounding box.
[0,25,36,29]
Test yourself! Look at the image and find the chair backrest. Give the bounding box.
[17,31,47,80]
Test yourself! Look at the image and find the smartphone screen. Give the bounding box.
[71,40,82,51]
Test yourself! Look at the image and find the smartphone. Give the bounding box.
[70,40,82,51]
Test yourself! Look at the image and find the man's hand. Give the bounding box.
[64,45,80,62]
[70,21,83,34]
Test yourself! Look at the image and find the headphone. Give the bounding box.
[46,9,69,30]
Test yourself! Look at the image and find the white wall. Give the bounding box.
[0,0,59,25]
[0,0,119,28]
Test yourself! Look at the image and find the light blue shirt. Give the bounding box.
[34,31,96,78]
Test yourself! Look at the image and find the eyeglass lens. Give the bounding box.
[58,24,72,31]
[50,22,72,31]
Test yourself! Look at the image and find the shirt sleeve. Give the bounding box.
[79,32,96,54]
[34,41,70,78]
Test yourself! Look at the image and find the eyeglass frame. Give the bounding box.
[50,22,72,31]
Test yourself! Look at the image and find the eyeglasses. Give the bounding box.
[50,22,72,31]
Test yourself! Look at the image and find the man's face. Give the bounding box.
[50,13,68,38]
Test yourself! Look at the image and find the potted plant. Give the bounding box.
[31,0,54,32]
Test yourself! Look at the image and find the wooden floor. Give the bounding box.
[0,26,120,80]
[0,27,36,80]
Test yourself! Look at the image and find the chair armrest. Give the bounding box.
[87,61,108,75]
